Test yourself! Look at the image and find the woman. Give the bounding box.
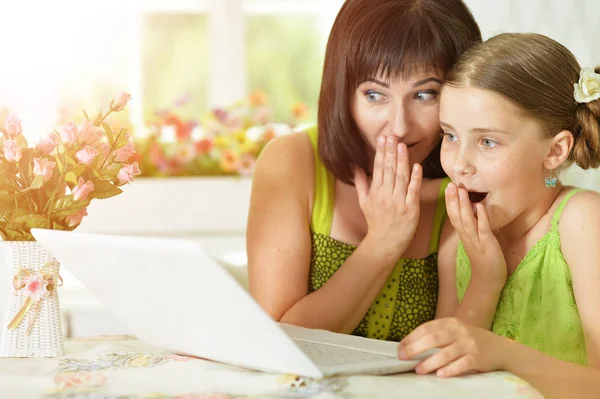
[247,0,481,341]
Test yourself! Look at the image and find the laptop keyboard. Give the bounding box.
[293,340,395,367]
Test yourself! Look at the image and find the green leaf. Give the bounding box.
[52,202,87,218]
[102,122,115,145]
[64,171,78,185]
[82,109,90,121]
[90,180,122,200]
[28,175,45,190]
[0,192,15,215]
[94,110,103,126]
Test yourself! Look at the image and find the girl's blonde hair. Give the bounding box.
[445,33,600,169]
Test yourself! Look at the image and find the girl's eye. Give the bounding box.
[443,132,458,142]
[415,90,437,102]
[365,91,384,102]
[482,138,497,148]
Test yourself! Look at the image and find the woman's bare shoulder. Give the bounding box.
[253,131,315,197]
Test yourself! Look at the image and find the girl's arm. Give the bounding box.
[435,185,505,329]
[398,190,600,398]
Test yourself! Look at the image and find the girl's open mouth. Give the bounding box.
[468,191,488,203]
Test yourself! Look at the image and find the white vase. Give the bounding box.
[0,241,64,357]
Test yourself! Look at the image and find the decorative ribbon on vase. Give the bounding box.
[7,263,63,336]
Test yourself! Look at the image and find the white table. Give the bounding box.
[0,335,542,398]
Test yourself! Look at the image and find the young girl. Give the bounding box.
[396,33,600,397]
[247,0,481,341]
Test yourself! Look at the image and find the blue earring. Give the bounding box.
[545,170,557,188]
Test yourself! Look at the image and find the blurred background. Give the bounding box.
[0,0,599,336]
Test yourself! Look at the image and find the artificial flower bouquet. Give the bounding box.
[134,91,310,177]
[0,93,140,241]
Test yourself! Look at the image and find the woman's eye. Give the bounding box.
[415,90,437,102]
[482,138,497,148]
[365,91,384,102]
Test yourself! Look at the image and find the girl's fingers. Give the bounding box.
[436,354,477,378]
[476,202,493,238]
[405,163,422,209]
[398,329,455,361]
[458,188,478,240]
[372,135,386,189]
[382,136,397,192]
[445,183,463,232]
[414,343,464,375]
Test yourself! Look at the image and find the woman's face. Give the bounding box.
[351,70,443,168]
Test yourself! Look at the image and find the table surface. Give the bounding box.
[0,335,543,399]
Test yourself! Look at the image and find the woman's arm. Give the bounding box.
[248,133,420,333]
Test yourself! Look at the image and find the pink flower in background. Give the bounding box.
[3,139,22,162]
[75,145,99,165]
[237,153,256,176]
[60,122,77,145]
[72,177,94,201]
[111,92,132,112]
[174,142,196,164]
[97,142,111,159]
[114,141,135,162]
[32,158,56,182]
[77,121,103,146]
[4,113,22,137]
[117,162,141,184]
[66,207,88,227]
[37,133,59,155]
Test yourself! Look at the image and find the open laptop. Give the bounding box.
[31,228,434,378]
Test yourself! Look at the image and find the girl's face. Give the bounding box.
[439,86,552,231]
[351,70,443,168]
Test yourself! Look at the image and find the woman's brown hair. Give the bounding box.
[445,33,600,170]
[318,0,482,184]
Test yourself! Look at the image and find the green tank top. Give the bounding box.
[456,189,587,365]
[307,126,450,342]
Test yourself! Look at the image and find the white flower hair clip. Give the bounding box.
[574,67,600,104]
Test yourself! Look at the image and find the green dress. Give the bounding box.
[307,126,450,342]
[456,189,587,365]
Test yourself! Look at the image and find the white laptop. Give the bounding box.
[31,228,434,378]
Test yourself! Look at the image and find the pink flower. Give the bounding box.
[75,145,99,165]
[55,371,107,389]
[117,161,141,184]
[3,139,22,162]
[111,92,132,112]
[32,158,56,182]
[77,121,103,146]
[4,113,22,137]
[23,274,49,301]
[72,177,94,201]
[237,153,256,176]
[37,132,59,155]
[59,122,77,145]
[114,141,135,162]
[174,142,196,164]
[66,207,88,227]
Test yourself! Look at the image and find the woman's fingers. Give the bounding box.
[393,143,409,199]
[372,135,386,189]
[405,163,422,210]
[382,136,398,192]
